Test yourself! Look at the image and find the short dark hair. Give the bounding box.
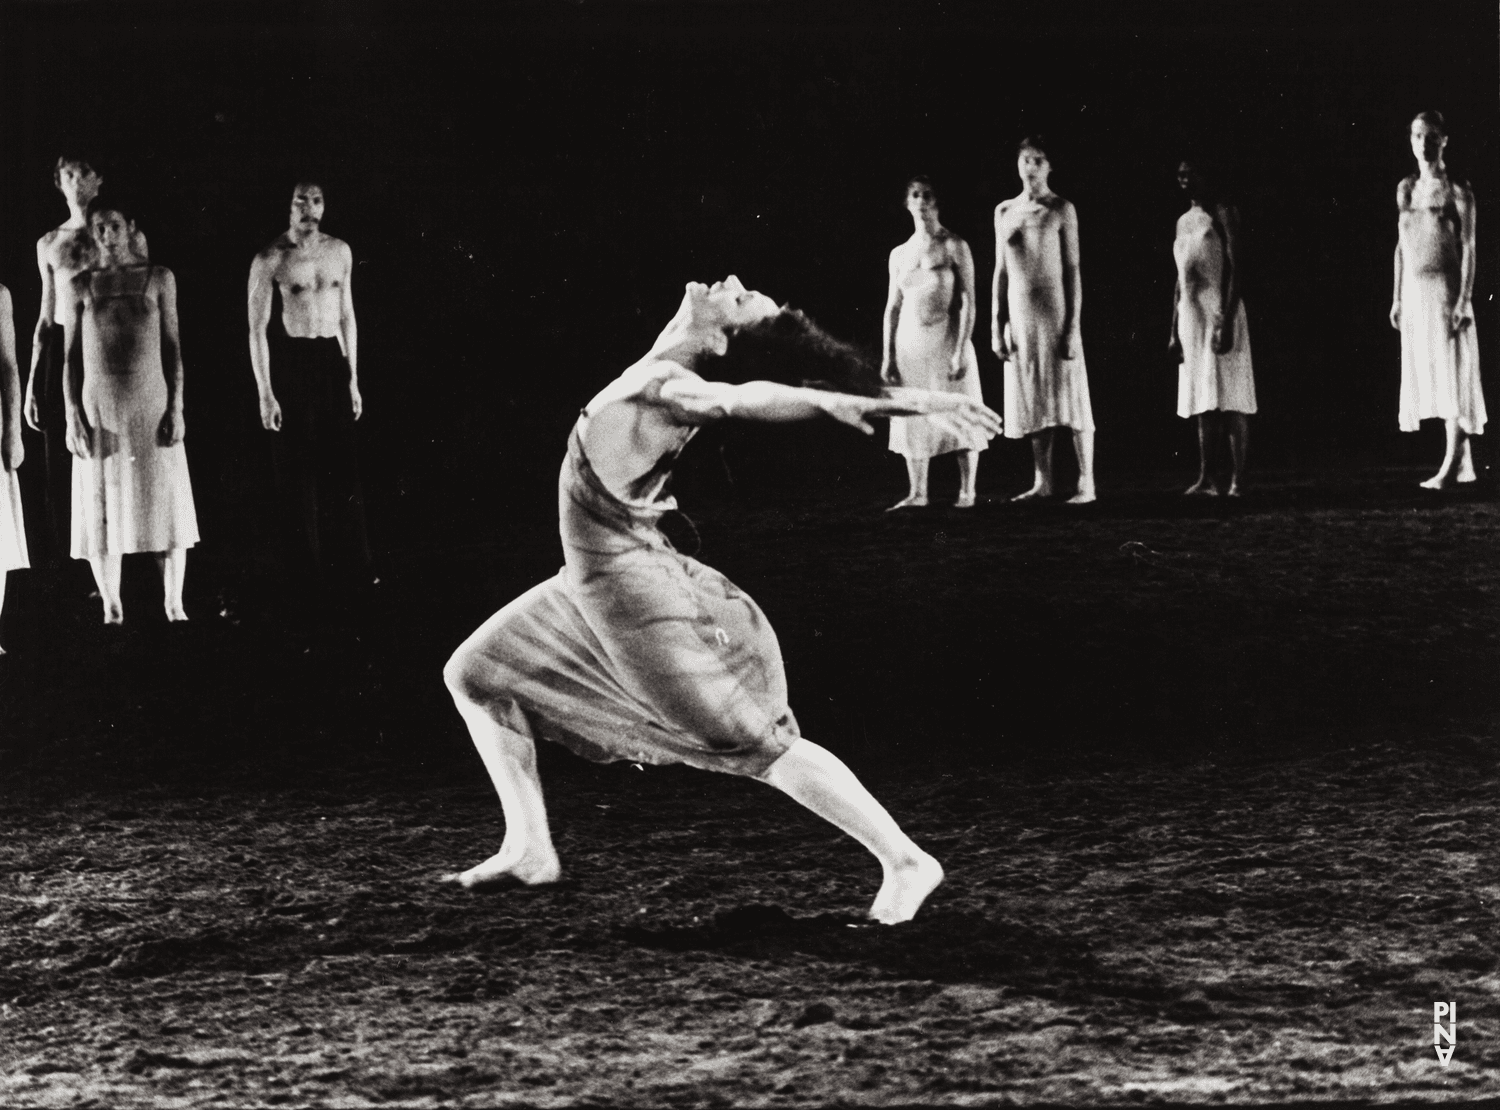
[905,174,938,204]
[705,308,882,397]
[1412,110,1447,136]
[1017,134,1050,159]
[85,194,136,226]
[53,155,97,192]
[293,180,325,196]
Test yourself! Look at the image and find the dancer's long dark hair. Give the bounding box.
[705,308,883,397]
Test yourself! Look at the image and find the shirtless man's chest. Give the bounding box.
[270,239,346,337]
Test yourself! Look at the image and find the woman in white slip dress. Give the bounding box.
[883,176,990,509]
[64,198,198,624]
[992,136,1096,503]
[0,283,30,651]
[1169,159,1256,496]
[1391,111,1485,489]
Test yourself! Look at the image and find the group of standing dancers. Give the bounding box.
[0,114,1487,927]
[881,118,1484,508]
[0,162,371,641]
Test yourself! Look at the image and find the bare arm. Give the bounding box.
[881,249,903,383]
[62,280,90,457]
[991,205,1010,358]
[24,238,56,429]
[1456,184,1477,327]
[949,237,976,378]
[247,253,282,431]
[1059,201,1083,356]
[339,243,361,417]
[1216,204,1242,319]
[157,269,186,445]
[1168,275,1182,360]
[1392,179,1409,330]
[0,286,22,471]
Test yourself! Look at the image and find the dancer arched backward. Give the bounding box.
[26,157,147,560]
[0,284,30,650]
[1169,159,1257,496]
[992,136,1097,503]
[883,176,989,509]
[63,199,198,624]
[442,277,1001,924]
[1392,111,1486,487]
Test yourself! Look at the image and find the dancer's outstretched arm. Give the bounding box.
[657,375,1001,439]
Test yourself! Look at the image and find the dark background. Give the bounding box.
[1,0,1494,564]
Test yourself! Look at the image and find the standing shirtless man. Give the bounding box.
[992,136,1097,503]
[247,182,371,580]
[26,157,147,560]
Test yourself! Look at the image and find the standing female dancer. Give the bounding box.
[0,283,29,650]
[992,136,1097,503]
[442,276,1001,924]
[1169,159,1257,496]
[883,176,990,509]
[1392,111,1485,487]
[64,199,199,623]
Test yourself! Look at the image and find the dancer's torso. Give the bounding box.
[82,265,160,379]
[1174,206,1224,305]
[1000,198,1067,315]
[1400,176,1463,279]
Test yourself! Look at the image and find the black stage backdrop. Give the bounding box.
[0,0,1495,561]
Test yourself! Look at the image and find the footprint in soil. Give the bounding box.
[618,903,1128,996]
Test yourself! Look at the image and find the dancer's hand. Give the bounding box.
[882,388,1002,439]
[1,423,22,472]
[23,380,43,433]
[65,407,92,458]
[880,360,900,386]
[1058,329,1080,361]
[1212,314,1234,355]
[992,321,1012,361]
[1451,303,1474,334]
[948,352,967,381]
[1389,303,1401,331]
[158,406,185,447]
[259,391,283,432]
[349,381,364,420]
[1167,329,1183,363]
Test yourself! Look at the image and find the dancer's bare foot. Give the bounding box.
[442,845,561,889]
[954,492,977,509]
[886,495,929,512]
[1011,483,1052,502]
[1067,480,1097,505]
[1226,481,1243,498]
[103,602,124,626]
[869,850,943,925]
[1457,461,1478,484]
[1420,472,1454,490]
[165,603,189,622]
[1184,478,1219,496]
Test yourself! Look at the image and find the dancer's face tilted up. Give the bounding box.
[1018,146,1051,193]
[89,209,135,262]
[684,275,780,333]
[1409,118,1447,167]
[1177,161,1204,199]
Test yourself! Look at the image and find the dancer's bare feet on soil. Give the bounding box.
[1184,478,1219,496]
[1419,472,1454,490]
[886,495,929,511]
[165,603,189,622]
[103,602,124,625]
[1226,481,1243,498]
[1457,458,1478,483]
[1067,480,1097,505]
[954,492,977,508]
[869,850,944,925]
[443,844,562,889]
[1011,482,1052,502]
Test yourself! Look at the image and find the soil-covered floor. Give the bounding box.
[1,467,1497,1106]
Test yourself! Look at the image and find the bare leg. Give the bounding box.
[887,456,930,510]
[442,660,561,887]
[1457,436,1477,483]
[87,554,124,624]
[1422,419,1467,489]
[156,549,189,621]
[1225,413,1249,496]
[954,450,979,507]
[757,738,943,924]
[0,570,7,653]
[1068,428,1097,504]
[1185,413,1218,495]
[1013,431,1055,500]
